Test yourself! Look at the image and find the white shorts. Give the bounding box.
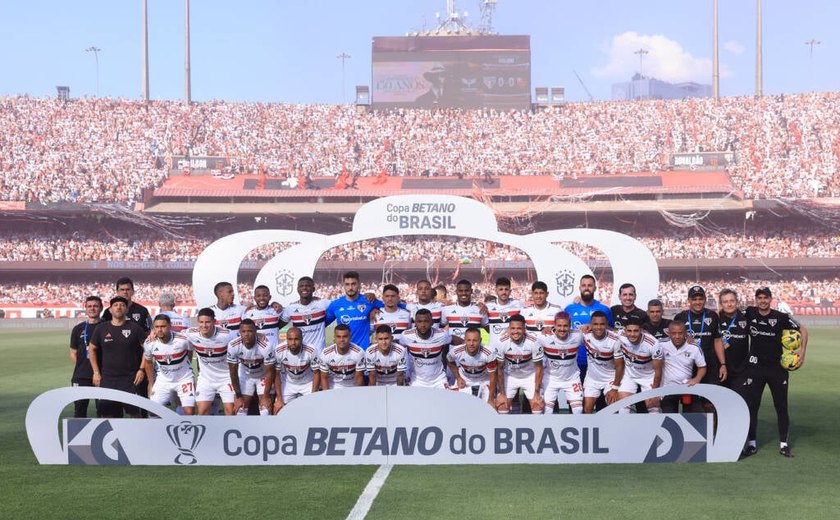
[241,375,269,396]
[151,376,196,407]
[583,378,613,399]
[505,375,536,399]
[196,375,235,404]
[619,374,655,394]
[544,378,583,405]
[281,380,313,402]
[456,382,491,401]
[410,373,450,390]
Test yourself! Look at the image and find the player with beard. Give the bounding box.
[185,308,235,415]
[318,324,366,390]
[143,314,195,415]
[673,285,727,415]
[564,275,613,385]
[406,280,443,328]
[210,281,246,340]
[326,271,384,351]
[495,315,544,414]
[616,316,663,414]
[447,327,498,406]
[281,277,331,353]
[610,283,649,333]
[717,289,751,402]
[441,279,488,341]
[102,277,152,332]
[537,312,584,414]
[486,277,524,348]
[244,285,283,347]
[742,287,808,458]
[366,325,406,386]
[400,309,456,389]
[227,319,275,415]
[643,299,671,341]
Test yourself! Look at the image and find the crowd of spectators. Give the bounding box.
[2,92,840,203]
[2,227,838,263]
[2,277,838,311]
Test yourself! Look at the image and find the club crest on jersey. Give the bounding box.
[739,321,746,329]
[122,330,131,338]
[768,319,777,327]
[536,320,544,330]
[704,318,712,326]
[302,314,312,325]
[500,312,509,321]
[461,316,470,327]
[555,269,576,297]
[274,269,295,298]
[132,313,141,322]
[357,304,367,313]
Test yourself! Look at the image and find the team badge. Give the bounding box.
[122,330,131,338]
[704,318,712,326]
[423,348,429,358]
[461,315,470,327]
[768,319,777,327]
[302,314,312,325]
[536,320,544,330]
[500,312,509,322]
[357,304,367,313]
[555,269,576,297]
[274,269,295,298]
[132,313,141,322]
[739,321,746,329]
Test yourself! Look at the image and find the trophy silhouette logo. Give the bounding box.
[166,421,206,465]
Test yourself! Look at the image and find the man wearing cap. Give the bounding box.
[673,285,727,414]
[88,297,149,418]
[741,287,808,458]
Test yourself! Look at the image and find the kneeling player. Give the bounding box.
[185,308,235,415]
[227,319,275,415]
[144,314,196,415]
[318,324,365,390]
[617,316,663,413]
[538,312,584,414]
[496,315,544,414]
[447,327,497,407]
[582,311,624,414]
[366,325,407,386]
[660,321,706,413]
[273,327,319,412]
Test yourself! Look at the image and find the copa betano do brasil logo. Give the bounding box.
[28,385,748,465]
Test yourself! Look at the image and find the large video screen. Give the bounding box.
[372,35,531,110]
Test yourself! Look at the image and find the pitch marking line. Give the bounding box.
[346,464,394,520]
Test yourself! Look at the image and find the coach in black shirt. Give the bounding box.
[717,289,750,393]
[69,296,104,418]
[741,287,808,458]
[610,283,649,333]
[643,299,671,341]
[89,297,148,418]
[102,277,152,332]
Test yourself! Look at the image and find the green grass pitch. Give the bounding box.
[1,328,838,519]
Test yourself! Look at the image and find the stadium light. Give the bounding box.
[85,46,101,97]
[337,52,351,103]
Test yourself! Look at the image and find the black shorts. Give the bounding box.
[97,377,140,417]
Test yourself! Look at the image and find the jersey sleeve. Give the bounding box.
[263,345,276,366]
[782,313,800,331]
[532,340,544,363]
[226,344,239,364]
[355,350,366,372]
[143,340,154,360]
[693,346,707,367]
[397,349,407,373]
[325,301,337,326]
[710,314,722,339]
[612,339,624,359]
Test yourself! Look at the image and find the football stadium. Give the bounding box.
[1,1,840,518]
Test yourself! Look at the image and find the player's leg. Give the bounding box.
[175,378,196,416]
[660,395,679,413]
[219,381,236,416]
[582,380,604,414]
[254,377,270,416]
[742,368,768,454]
[635,378,660,413]
[617,375,639,414]
[542,381,561,415]
[767,368,792,456]
[562,379,584,414]
[195,377,216,415]
[522,379,543,413]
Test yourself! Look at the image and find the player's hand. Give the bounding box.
[686,377,701,387]
[541,326,553,335]
[456,377,466,389]
[718,364,728,383]
[234,397,245,414]
[370,308,382,322]
[274,400,285,414]
[93,373,101,387]
[133,369,145,386]
[271,302,283,313]
[476,302,489,316]
[605,389,619,405]
[259,395,271,412]
[578,324,591,334]
[364,292,377,303]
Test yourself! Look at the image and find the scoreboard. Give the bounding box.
[371,35,531,110]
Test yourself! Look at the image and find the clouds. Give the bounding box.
[592,31,728,83]
[724,40,745,55]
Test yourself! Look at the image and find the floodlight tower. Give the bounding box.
[479,0,497,34]
[436,0,469,33]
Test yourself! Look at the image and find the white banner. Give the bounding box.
[192,195,659,308]
[27,385,748,465]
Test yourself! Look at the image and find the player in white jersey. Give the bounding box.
[400,309,455,389]
[486,276,524,349]
[447,327,497,406]
[158,293,190,332]
[280,277,330,352]
[227,319,275,415]
[210,281,246,339]
[185,307,235,415]
[244,285,283,347]
[441,279,488,340]
[521,281,561,335]
[371,284,412,342]
[406,279,444,328]
[660,320,707,413]
[143,314,195,414]
[318,324,365,389]
[617,317,664,413]
[366,325,407,386]
[537,312,584,414]
[273,327,320,411]
[496,315,544,413]
[581,311,624,414]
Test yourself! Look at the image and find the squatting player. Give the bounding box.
[537,312,584,414]
[366,325,407,386]
[616,316,663,414]
[143,314,195,415]
[227,319,275,415]
[447,327,497,406]
[318,324,365,389]
[495,315,544,414]
[659,320,707,413]
[400,309,455,389]
[273,327,320,412]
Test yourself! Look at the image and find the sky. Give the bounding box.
[0,0,836,103]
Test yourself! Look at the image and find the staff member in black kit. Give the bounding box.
[69,296,104,417]
[89,297,149,418]
[742,287,808,458]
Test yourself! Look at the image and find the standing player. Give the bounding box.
[616,316,663,413]
[495,315,544,414]
[69,296,103,417]
[400,309,454,389]
[210,281,246,339]
[143,314,195,415]
[88,297,148,418]
[581,311,624,414]
[244,285,283,347]
[281,277,331,353]
[660,321,707,413]
[371,284,411,342]
[521,281,560,336]
[610,283,649,333]
[326,271,383,351]
[158,292,190,332]
[318,324,365,390]
[673,285,727,406]
[102,277,152,332]
[742,287,808,458]
[537,312,584,415]
[273,327,319,412]
[441,279,488,341]
[185,308,235,415]
[227,319,275,415]
[366,325,407,386]
[406,279,443,328]
[486,277,524,348]
[643,299,671,341]
[564,275,614,383]
[447,327,498,406]
[717,289,751,402]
